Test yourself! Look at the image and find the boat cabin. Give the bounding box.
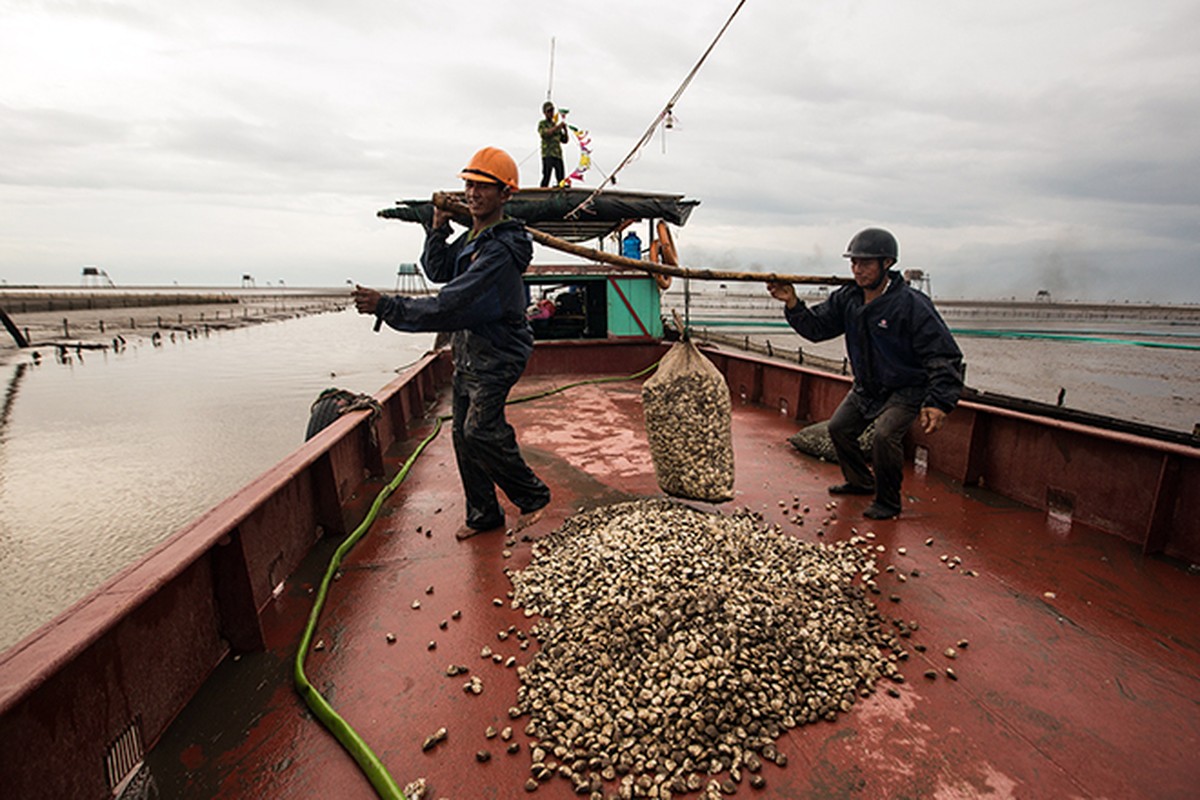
[524,262,663,339]
[377,187,699,340]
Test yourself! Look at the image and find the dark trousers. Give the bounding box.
[540,156,565,188]
[451,371,550,529]
[828,392,919,512]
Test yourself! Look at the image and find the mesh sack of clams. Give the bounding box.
[786,419,875,463]
[641,339,734,502]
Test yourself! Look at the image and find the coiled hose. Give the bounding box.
[293,362,659,799]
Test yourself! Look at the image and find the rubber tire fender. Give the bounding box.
[306,394,348,440]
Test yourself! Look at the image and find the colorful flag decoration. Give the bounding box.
[562,119,592,187]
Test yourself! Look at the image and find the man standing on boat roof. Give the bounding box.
[353,146,551,538]
[766,228,964,520]
[538,101,569,188]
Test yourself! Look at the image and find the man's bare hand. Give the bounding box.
[766,280,798,309]
[432,207,452,229]
[919,406,947,435]
[352,284,381,315]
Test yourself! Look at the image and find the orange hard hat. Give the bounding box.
[457,146,519,191]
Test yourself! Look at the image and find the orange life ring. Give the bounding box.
[656,221,679,266]
[653,221,676,290]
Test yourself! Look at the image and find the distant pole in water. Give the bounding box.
[0,306,30,348]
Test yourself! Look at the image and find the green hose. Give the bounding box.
[293,360,660,798]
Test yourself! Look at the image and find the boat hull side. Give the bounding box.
[0,352,453,800]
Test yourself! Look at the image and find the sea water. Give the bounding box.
[0,309,434,652]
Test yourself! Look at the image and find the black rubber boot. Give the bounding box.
[863,502,901,520]
[829,482,875,496]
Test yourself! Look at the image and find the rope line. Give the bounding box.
[293,359,661,799]
[566,0,747,219]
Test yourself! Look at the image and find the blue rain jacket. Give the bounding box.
[375,218,534,380]
[784,271,964,412]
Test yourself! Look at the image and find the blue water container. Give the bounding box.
[622,232,642,260]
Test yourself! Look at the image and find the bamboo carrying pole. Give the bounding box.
[431,193,851,287]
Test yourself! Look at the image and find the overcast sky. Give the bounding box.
[1,1,1197,302]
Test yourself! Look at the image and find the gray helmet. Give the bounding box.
[843,228,899,262]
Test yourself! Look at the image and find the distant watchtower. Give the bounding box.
[395,263,432,295]
[81,265,115,287]
[903,269,931,296]
[241,274,256,288]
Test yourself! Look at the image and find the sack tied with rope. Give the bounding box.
[640,339,734,503]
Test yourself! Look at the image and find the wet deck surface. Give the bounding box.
[148,374,1200,799]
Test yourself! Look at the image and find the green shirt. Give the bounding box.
[538,118,567,159]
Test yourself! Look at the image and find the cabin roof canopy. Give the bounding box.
[378,188,699,243]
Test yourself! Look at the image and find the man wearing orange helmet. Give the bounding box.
[353,147,550,538]
[767,228,963,520]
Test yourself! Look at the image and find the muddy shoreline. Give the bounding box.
[0,289,350,365]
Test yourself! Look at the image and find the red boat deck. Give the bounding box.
[145,371,1200,799]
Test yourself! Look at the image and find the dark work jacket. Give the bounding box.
[783,271,964,412]
[374,217,534,381]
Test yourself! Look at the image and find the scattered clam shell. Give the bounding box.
[421,727,447,751]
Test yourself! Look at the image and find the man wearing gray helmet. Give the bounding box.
[767,229,964,520]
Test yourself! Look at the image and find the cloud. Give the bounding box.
[0,1,1197,301]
